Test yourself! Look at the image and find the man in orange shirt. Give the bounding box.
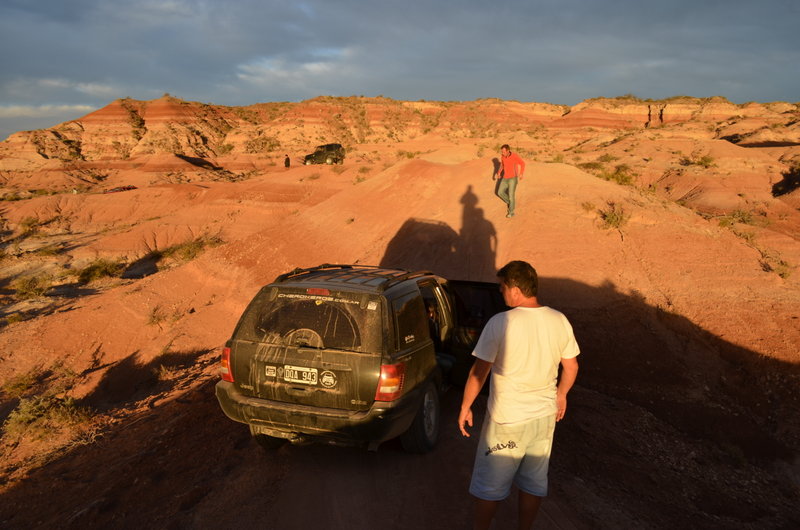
[494,144,525,218]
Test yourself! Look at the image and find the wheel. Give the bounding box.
[336,158,343,165]
[325,157,333,165]
[400,381,440,453]
[305,159,312,165]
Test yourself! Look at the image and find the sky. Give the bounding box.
[1,0,798,140]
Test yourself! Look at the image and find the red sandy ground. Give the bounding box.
[0,110,799,528]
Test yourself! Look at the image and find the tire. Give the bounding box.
[336,158,343,165]
[400,381,440,453]
[325,157,333,165]
[305,159,312,165]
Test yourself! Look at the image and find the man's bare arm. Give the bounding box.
[556,356,579,421]
[458,358,492,437]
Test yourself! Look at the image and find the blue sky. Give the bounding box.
[1,0,798,140]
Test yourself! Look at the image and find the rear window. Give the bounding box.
[234,288,384,354]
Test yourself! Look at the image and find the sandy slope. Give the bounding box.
[0,101,799,528]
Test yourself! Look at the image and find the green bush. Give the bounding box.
[577,161,604,172]
[19,217,40,236]
[158,236,223,262]
[216,143,234,155]
[719,209,754,227]
[1,369,42,398]
[12,274,52,299]
[244,135,280,154]
[3,394,91,439]
[680,154,715,168]
[599,202,629,229]
[599,164,635,186]
[77,258,125,284]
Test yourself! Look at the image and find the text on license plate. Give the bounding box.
[284,365,318,385]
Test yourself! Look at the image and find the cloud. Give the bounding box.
[36,79,119,98]
[0,0,798,138]
[0,104,96,119]
[0,103,97,139]
[235,47,362,99]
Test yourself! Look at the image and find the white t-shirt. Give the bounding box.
[473,306,580,424]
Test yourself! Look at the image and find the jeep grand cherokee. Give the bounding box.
[215,264,503,452]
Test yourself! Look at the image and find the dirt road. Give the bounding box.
[0,365,585,529]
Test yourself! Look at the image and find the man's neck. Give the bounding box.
[516,296,540,308]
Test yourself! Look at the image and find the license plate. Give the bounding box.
[283,365,318,385]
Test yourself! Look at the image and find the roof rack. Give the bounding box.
[274,264,434,292]
[274,263,355,282]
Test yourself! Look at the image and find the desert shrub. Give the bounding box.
[154,235,223,263]
[1,192,24,201]
[29,189,56,197]
[147,305,167,326]
[3,394,91,439]
[581,201,596,212]
[577,161,604,172]
[12,274,52,299]
[680,154,715,168]
[244,135,280,154]
[732,229,756,244]
[331,165,347,174]
[19,217,40,236]
[598,202,629,229]
[599,164,635,186]
[35,245,61,256]
[598,153,618,163]
[761,258,793,279]
[4,313,29,325]
[1,368,42,398]
[234,108,260,124]
[77,258,125,284]
[358,166,371,174]
[719,209,754,227]
[216,143,234,155]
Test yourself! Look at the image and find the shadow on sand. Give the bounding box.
[0,186,799,528]
[380,185,497,281]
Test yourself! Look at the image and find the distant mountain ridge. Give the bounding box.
[2,95,798,164]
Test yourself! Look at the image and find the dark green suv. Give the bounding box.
[304,143,345,165]
[215,264,503,453]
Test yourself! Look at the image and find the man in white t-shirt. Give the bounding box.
[458,260,580,530]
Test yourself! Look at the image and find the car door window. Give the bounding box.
[392,291,428,351]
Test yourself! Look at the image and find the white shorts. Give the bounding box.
[468,413,556,500]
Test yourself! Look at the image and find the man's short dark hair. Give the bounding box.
[497,260,538,297]
[501,144,510,151]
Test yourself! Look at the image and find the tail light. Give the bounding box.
[375,362,405,401]
[220,347,234,382]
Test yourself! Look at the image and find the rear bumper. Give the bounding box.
[215,381,421,446]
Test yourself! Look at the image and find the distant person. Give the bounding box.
[284,154,291,168]
[458,260,580,530]
[493,144,525,218]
